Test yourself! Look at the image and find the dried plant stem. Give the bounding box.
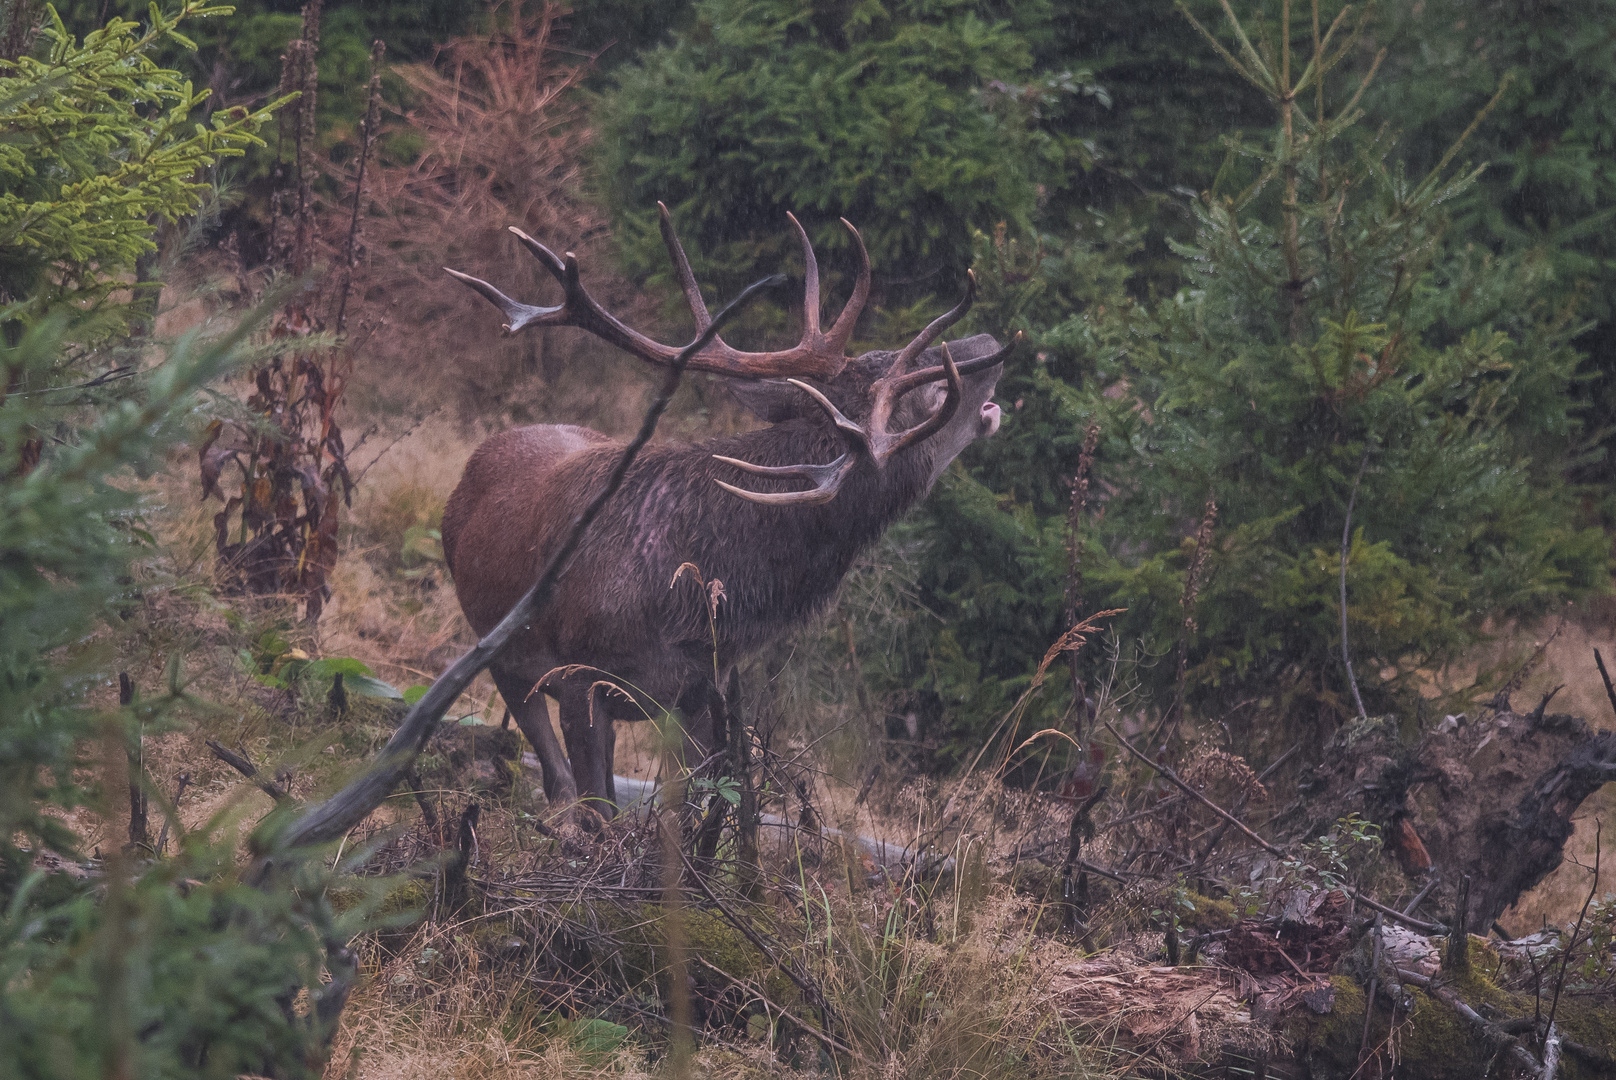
[657,747,692,1076]
[1340,445,1369,722]
[725,676,762,900]
[334,39,384,335]
[1163,496,1216,747]
[1494,614,1567,710]
[1065,423,1101,725]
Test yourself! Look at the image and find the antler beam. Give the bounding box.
[446,207,874,381]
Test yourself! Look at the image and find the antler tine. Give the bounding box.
[443,267,557,333]
[711,454,856,506]
[786,212,821,337]
[824,218,871,353]
[890,330,1023,393]
[783,378,874,457]
[658,202,712,332]
[893,270,977,372]
[880,342,962,458]
[954,329,1021,375]
[710,376,875,504]
[507,226,568,279]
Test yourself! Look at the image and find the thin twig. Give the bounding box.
[1544,820,1600,1044]
[1402,875,1438,917]
[152,772,191,855]
[1340,444,1370,721]
[1358,912,1383,1064]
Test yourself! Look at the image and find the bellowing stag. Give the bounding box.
[440,206,1013,815]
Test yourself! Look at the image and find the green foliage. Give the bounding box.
[1364,0,1616,484]
[0,306,257,865]
[0,3,282,311]
[593,0,1089,311]
[0,8,382,1073]
[875,3,1609,761]
[0,840,372,1079]
[235,633,406,698]
[0,302,390,1077]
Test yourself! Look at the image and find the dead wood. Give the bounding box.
[1284,708,1616,931]
[205,740,289,801]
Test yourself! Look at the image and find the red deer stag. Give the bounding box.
[440,206,1013,816]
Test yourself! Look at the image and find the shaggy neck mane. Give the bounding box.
[598,419,935,658]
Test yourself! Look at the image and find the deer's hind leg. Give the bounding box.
[556,677,618,817]
[490,666,578,811]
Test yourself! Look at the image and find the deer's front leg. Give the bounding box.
[491,666,578,812]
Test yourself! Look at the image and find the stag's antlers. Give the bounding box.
[714,276,1022,507]
[446,207,1017,507]
[444,204,869,380]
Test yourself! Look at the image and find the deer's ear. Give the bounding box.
[725,377,811,421]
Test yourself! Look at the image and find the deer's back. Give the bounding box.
[442,423,612,627]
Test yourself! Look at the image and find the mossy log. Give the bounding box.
[1056,933,1616,1078]
[1290,937,1616,1079]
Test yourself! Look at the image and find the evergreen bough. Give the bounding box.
[890,1,1609,761]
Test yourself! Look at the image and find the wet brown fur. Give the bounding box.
[442,339,1005,812]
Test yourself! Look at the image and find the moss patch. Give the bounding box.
[579,901,800,1006]
[1293,949,1616,1080]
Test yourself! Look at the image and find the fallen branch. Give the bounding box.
[205,740,289,801]
[260,275,781,857]
[1395,967,1541,1075]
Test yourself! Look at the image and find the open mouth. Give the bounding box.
[979,401,1002,437]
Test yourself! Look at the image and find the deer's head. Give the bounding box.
[446,205,1016,506]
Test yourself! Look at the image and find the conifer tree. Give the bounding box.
[2,9,367,1075]
[593,0,1093,316]
[892,1,1608,760]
